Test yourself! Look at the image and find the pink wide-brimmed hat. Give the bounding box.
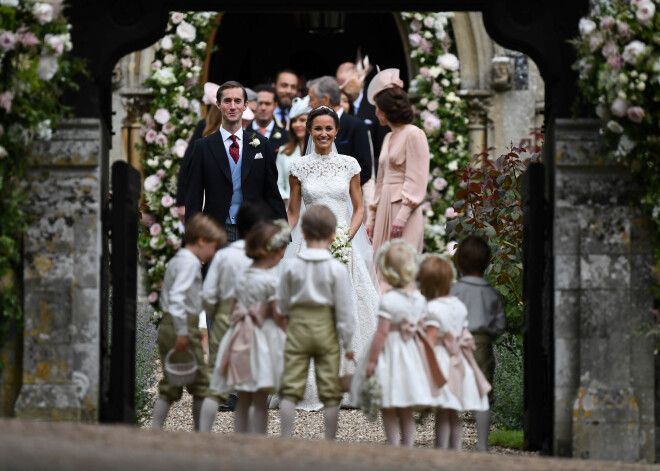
[367,68,404,105]
[203,82,220,105]
[242,107,254,121]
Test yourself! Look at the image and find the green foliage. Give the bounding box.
[138,12,217,324]
[400,12,471,255]
[0,1,85,369]
[489,429,524,449]
[492,334,524,430]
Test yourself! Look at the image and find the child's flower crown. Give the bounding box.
[266,219,291,251]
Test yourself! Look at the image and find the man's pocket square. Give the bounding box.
[338,140,350,145]
[254,153,263,159]
[364,119,373,125]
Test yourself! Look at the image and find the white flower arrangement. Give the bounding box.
[358,376,382,422]
[330,224,352,265]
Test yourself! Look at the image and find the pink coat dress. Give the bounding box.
[368,124,430,259]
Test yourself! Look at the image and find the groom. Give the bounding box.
[186,81,287,242]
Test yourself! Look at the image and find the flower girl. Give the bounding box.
[207,220,289,434]
[418,255,491,450]
[351,240,444,447]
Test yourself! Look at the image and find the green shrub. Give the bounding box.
[489,429,523,449]
[492,333,523,430]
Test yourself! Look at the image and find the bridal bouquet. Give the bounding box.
[358,376,382,422]
[330,224,352,265]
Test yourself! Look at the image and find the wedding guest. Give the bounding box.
[205,220,289,434]
[350,239,442,447]
[450,235,507,452]
[307,76,372,186]
[340,89,353,115]
[248,84,288,153]
[272,69,299,128]
[246,87,258,113]
[419,254,490,451]
[241,106,254,129]
[278,205,355,440]
[200,201,273,413]
[276,96,311,206]
[366,69,430,268]
[151,214,226,431]
[185,80,286,241]
[176,82,223,223]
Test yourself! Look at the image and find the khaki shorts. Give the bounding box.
[279,305,341,407]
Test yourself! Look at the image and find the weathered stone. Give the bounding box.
[554,208,580,255]
[578,207,631,255]
[578,289,630,339]
[554,255,579,290]
[554,290,579,340]
[555,338,579,389]
[580,255,630,290]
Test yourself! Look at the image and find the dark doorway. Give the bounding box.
[207,12,408,88]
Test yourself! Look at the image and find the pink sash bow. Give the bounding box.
[439,329,491,399]
[219,302,270,386]
[391,319,446,396]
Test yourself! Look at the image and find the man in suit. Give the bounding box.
[272,69,298,128]
[186,81,286,243]
[307,76,372,186]
[248,84,289,154]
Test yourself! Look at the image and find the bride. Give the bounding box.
[282,105,379,410]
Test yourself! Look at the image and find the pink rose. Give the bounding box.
[45,34,64,55]
[610,98,628,117]
[141,212,155,227]
[433,177,448,191]
[601,15,615,29]
[145,129,157,143]
[139,126,147,137]
[419,67,430,77]
[445,207,458,219]
[171,12,185,24]
[627,106,645,123]
[427,100,439,112]
[421,201,432,212]
[149,237,166,250]
[182,46,193,56]
[606,55,623,69]
[588,32,603,52]
[0,91,13,112]
[410,20,422,32]
[420,38,432,54]
[0,31,16,52]
[150,223,162,236]
[169,206,180,218]
[154,108,170,124]
[408,33,422,47]
[161,195,174,208]
[155,132,168,146]
[16,27,40,47]
[142,112,156,128]
[432,81,443,97]
[163,54,175,65]
[172,138,188,158]
[151,60,162,70]
[617,21,633,39]
[156,169,166,178]
[144,175,162,192]
[423,114,441,132]
[423,16,435,28]
[636,1,655,25]
[601,41,618,59]
[177,96,189,109]
[148,292,159,303]
[162,122,175,134]
[444,130,455,144]
[622,40,646,65]
[181,58,192,68]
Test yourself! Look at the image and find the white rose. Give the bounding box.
[45,34,64,55]
[177,96,189,109]
[153,67,176,86]
[441,78,450,87]
[578,18,597,35]
[196,41,207,50]
[143,174,163,192]
[606,120,624,133]
[37,54,58,80]
[0,145,7,158]
[423,16,435,28]
[622,40,646,65]
[171,12,185,24]
[32,3,54,25]
[163,54,175,65]
[161,35,174,51]
[636,1,655,25]
[154,108,171,124]
[163,159,172,169]
[610,98,628,117]
[176,21,196,42]
[447,160,459,171]
[172,138,188,158]
[0,0,19,6]
[437,53,459,71]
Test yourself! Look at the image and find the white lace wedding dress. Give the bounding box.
[280,151,380,410]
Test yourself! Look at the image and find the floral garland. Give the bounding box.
[0,0,84,365]
[138,11,216,320]
[573,0,660,296]
[401,12,470,256]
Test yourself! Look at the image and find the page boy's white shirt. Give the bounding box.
[160,248,202,336]
[278,248,355,351]
[202,240,251,314]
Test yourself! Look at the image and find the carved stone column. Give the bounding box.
[15,119,109,421]
[458,89,493,158]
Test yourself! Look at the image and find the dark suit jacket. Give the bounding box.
[336,112,372,185]
[355,96,390,178]
[249,121,289,155]
[176,119,206,207]
[185,129,286,225]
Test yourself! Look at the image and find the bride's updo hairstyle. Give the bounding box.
[305,105,340,133]
[375,239,418,288]
[373,88,414,125]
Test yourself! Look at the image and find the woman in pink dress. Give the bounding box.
[365,69,430,268]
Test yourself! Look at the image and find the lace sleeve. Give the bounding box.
[288,158,304,182]
[342,155,362,179]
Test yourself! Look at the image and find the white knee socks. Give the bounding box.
[435,409,451,449]
[324,405,339,440]
[449,411,463,451]
[192,396,203,431]
[151,398,171,429]
[381,408,400,446]
[475,410,491,451]
[234,393,251,434]
[251,392,269,435]
[199,397,219,432]
[398,408,416,447]
[280,399,296,437]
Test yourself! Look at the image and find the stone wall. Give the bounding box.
[552,119,655,462]
[14,118,109,421]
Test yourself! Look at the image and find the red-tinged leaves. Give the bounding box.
[455,189,468,200]
[468,182,482,193]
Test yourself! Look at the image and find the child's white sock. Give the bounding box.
[234,393,251,434]
[398,408,416,447]
[199,397,219,432]
[151,398,170,429]
[435,409,451,449]
[323,405,339,440]
[381,408,399,446]
[450,410,463,451]
[251,392,269,435]
[475,410,491,451]
[280,399,296,437]
[192,396,203,431]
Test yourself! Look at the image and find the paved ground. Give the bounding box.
[1,418,658,471]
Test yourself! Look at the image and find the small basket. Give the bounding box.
[164,348,198,386]
[339,358,357,393]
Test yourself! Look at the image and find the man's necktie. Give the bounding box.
[229,134,239,164]
[258,127,266,136]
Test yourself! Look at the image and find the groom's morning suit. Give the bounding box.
[185,127,286,239]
